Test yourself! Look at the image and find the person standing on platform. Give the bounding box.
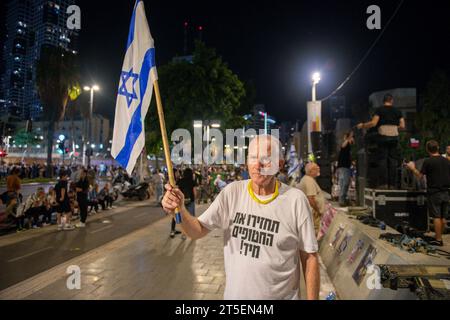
[406,140,450,246]
[357,94,405,189]
[161,135,319,300]
[337,131,354,207]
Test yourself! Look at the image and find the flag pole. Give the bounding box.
[153,79,182,224]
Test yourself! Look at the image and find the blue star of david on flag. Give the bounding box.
[118,68,139,108]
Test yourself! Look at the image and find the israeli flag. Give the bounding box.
[287,144,300,178]
[111,0,157,174]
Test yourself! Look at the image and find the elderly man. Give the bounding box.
[162,134,319,300]
[298,163,326,236]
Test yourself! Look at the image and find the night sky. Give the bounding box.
[53,0,450,123]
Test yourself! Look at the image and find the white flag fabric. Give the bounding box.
[287,144,299,178]
[111,0,157,174]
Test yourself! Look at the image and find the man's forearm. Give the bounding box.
[178,206,208,240]
[362,121,374,129]
[304,253,320,300]
[410,168,423,180]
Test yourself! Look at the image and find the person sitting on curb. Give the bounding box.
[98,184,114,210]
[22,187,47,229]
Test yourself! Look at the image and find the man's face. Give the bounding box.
[308,164,321,178]
[247,137,283,187]
[384,99,394,107]
[446,146,450,156]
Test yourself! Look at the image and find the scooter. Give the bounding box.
[112,181,131,201]
[121,182,150,201]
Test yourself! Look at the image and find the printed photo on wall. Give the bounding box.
[347,239,365,264]
[336,230,353,255]
[352,244,378,286]
[330,224,345,248]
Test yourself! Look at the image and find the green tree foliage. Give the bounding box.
[36,46,79,176]
[145,42,252,154]
[14,129,40,147]
[416,70,450,149]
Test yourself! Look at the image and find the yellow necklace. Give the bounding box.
[247,179,280,205]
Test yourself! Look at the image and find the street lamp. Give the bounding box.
[311,72,321,102]
[84,84,100,166]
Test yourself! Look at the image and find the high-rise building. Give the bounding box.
[244,104,276,134]
[1,0,78,121]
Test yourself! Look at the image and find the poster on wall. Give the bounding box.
[336,230,353,256]
[330,224,345,248]
[352,245,378,286]
[347,239,365,264]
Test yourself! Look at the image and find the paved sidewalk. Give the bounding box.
[0,204,335,300]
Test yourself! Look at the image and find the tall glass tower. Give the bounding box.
[1,0,78,121]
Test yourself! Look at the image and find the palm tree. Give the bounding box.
[36,45,79,177]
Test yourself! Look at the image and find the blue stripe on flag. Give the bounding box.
[115,48,156,168]
[126,0,142,50]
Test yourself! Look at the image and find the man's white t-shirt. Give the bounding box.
[198,180,318,300]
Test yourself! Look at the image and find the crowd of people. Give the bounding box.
[0,161,132,181]
[0,164,120,233]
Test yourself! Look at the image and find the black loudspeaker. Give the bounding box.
[310,132,321,155]
[317,158,332,194]
[310,132,333,160]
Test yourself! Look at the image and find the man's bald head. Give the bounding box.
[248,134,283,176]
[305,162,320,178]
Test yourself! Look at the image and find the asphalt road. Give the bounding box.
[0,202,166,291]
